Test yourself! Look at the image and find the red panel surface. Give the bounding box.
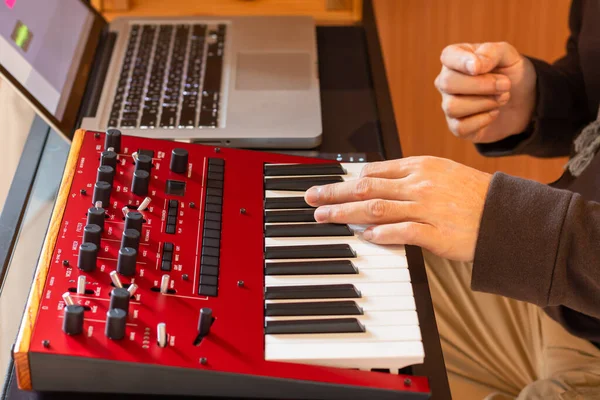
[29,130,429,394]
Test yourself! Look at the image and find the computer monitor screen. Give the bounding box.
[0,0,95,120]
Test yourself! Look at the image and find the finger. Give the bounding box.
[440,43,479,75]
[446,109,500,138]
[473,42,522,74]
[304,177,405,206]
[363,222,440,248]
[359,158,417,179]
[313,200,421,224]
[435,67,511,95]
[442,92,510,119]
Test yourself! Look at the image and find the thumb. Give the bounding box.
[471,42,521,74]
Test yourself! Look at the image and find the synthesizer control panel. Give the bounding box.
[14,129,430,399]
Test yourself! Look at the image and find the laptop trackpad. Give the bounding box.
[235,53,311,91]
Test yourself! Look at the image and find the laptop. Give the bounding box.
[0,0,322,148]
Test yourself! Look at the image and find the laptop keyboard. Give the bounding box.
[108,23,225,130]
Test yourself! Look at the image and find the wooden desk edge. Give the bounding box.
[13,129,86,391]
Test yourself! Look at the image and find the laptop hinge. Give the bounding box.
[77,28,117,125]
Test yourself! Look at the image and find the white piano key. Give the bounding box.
[265,341,425,370]
[265,310,419,326]
[265,281,414,297]
[265,236,406,257]
[265,295,417,311]
[265,268,410,286]
[265,325,422,344]
[265,255,408,270]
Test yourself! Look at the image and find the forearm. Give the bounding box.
[472,172,600,319]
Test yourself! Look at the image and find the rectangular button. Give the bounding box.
[207,171,224,181]
[206,196,222,205]
[163,242,174,252]
[199,275,218,286]
[161,261,172,271]
[264,176,343,192]
[168,208,178,216]
[169,200,179,208]
[204,228,221,239]
[264,244,356,260]
[202,247,220,258]
[206,187,222,197]
[265,301,363,317]
[201,264,219,276]
[203,237,220,248]
[264,260,358,276]
[265,224,353,238]
[199,285,218,297]
[204,220,220,230]
[201,255,219,266]
[208,164,224,173]
[162,252,172,261]
[208,158,224,166]
[204,211,221,222]
[264,284,361,300]
[205,203,222,213]
[264,163,346,177]
[264,197,312,210]
[167,216,177,225]
[166,224,176,234]
[207,179,223,189]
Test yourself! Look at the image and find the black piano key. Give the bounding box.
[264,284,361,300]
[264,197,313,210]
[265,176,344,191]
[265,260,358,276]
[265,318,365,335]
[265,209,316,223]
[264,163,347,177]
[265,223,353,238]
[265,244,356,260]
[265,301,363,317]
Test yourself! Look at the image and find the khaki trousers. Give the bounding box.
[423,250,600,399]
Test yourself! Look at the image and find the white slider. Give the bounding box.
[122,206,129,217]
[137,197,152,211]
[94,201,103,209]
[127,283,138,297]
[157,322,167,347]
[107,147,115,152]
[110,270,123,288]
[62,292,74,306]
[160,274,170,294]
[76,275,86,295]
[131,151,139,162]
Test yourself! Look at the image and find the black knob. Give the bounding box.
[86,207,105,231]
[100,150,118,169]
[135,154,152,172]
[109,288,131,314]
[105,308,127,340]
[105,129,122,153]
[62,305,84,335]
[97,165,115,186]
[198,308,213,337]
[124,211,143,233]
[170,148,188,174]
[117,247,137,276]
[83,224,101,247]
[131,170,150,196]
[121,229,140,252]
[78,243,97,272]
[92,181,111,208]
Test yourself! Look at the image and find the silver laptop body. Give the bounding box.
[81,16,322,148]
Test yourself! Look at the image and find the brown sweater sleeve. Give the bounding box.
[475,0,592,158]
[472,172,600,320]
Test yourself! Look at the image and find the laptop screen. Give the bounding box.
[0,0,98,126]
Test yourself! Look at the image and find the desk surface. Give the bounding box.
[0,4,450,398]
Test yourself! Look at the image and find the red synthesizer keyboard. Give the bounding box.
[14,129,430,399]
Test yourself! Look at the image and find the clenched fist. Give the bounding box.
[304,157,492,262]
[435,42,537,143]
